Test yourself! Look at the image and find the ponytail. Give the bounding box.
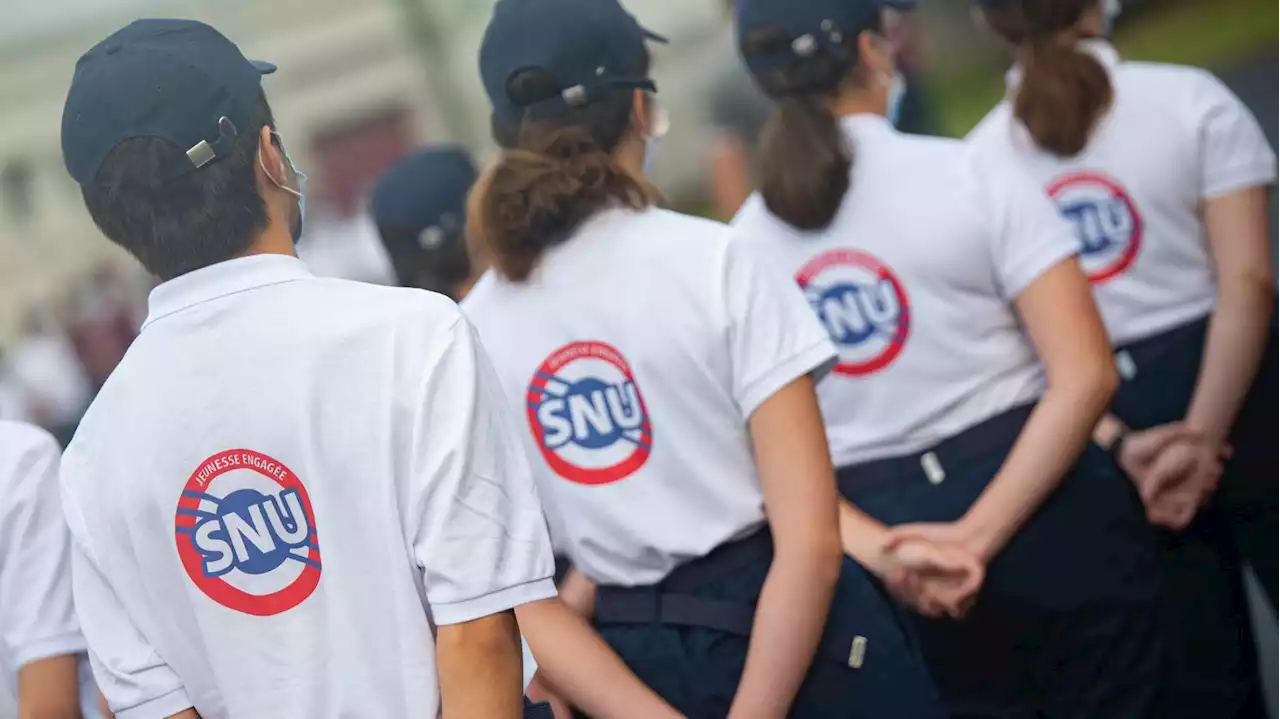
[983,0,1114,157]
[758,97,851,231]
[743,23,862,232]
[468,127,655,283]
[1014,39,1112,156]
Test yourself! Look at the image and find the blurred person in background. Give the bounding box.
[702,0,775,220]
[4,309,92,446]
[294,206,398,286]
[732,0,1167,716]
[66,264,139,391]
[370,146,483,302]
[1,420,103,719]
[968,0,1277,716]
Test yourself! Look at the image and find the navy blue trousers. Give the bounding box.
[1109,316,1276,718]
[840,406,1164,719]
[593,550,947,718]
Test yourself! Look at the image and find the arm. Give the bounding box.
[963,259,1118,559]
[16,655,80,719]
[0,426,88,719]
[558,566,596,619]
[516,598,682,719]
[405,311,558,714]
[729,376,843,719]
[437,611,524,719]
[1186,186,1274,444]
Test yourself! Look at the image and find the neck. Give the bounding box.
[827,90,886,120]
[612,134,647,176]
[236,222,298,261]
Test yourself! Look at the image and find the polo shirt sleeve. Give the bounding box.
[979,155,1082,300]
[63,536,192,719]
[404,313,557,626]
[0,426,86,674]
[1189,69,1278,199]
[719,236,838,419]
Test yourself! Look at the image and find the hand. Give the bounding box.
[1115,422,1200,481]
[526,673,574,719]
[878,525,985,619]
[1139,439,1225,531]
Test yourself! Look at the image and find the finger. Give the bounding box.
[882,526,946,552]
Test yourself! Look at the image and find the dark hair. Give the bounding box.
[470,55,657,283]
[377,226,473,300]
[81,90,276,281]
[746,25,870,231]
[982,0,1113,157]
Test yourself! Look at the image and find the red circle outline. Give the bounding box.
[526,341,653,486]
[174,449,321,616]
[795,249,911,376]
[1046,171,1144,284]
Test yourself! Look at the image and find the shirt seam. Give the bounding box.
[141,277,309,331]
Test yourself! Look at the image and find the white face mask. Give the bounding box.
[260,130,309,243]
[1102,0,1122,36]
[641,96,670,176]
[887,71,907,127]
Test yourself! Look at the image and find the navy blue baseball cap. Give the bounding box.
[479,0,667,126]
[370,146,477,259]
[735,0,915,84]
[61,19,276,185]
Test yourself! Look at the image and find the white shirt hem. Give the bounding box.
[739,340,838,419]
[11,631,87,670]
[431,577,558,626]
[114,687,194,719]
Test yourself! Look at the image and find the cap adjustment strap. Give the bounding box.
[185,115,240,170]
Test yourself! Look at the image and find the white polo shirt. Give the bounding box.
[732,114,1080,467]
[968,40,1278,345]
[60,255,556,719]
[462,207,836,587]
[0,422,99,719]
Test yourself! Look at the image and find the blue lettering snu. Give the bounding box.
[535,375,646,450]
[809,279,901,346]
[1061,196,1133,255]
[181,488,319,578]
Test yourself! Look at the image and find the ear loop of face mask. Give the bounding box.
[641,92,670,176]
[873,34,908,127]
[259,130,308,241]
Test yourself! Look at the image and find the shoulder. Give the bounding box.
[965,100,1015,147]
[1116,61,1236,113]
[0,421,60,498]
[309,277,464,335]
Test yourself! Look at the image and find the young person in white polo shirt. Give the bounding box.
[58,18,674,719]
[0,421,102,719]
[966,1,1278,716]
[460,0,992,716]
[730,0,1165,716]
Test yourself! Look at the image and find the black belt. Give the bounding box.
[837,402,1036,496]
[524,698,553,718]
[594,529,863,669]
[1114,316,1210,373]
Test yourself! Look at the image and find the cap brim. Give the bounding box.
[251,60,278,75]
[643,28,669,44]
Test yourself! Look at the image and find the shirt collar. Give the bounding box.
[143,253,314,330]
[1005,39,1121,89]
[839,112,895,137]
